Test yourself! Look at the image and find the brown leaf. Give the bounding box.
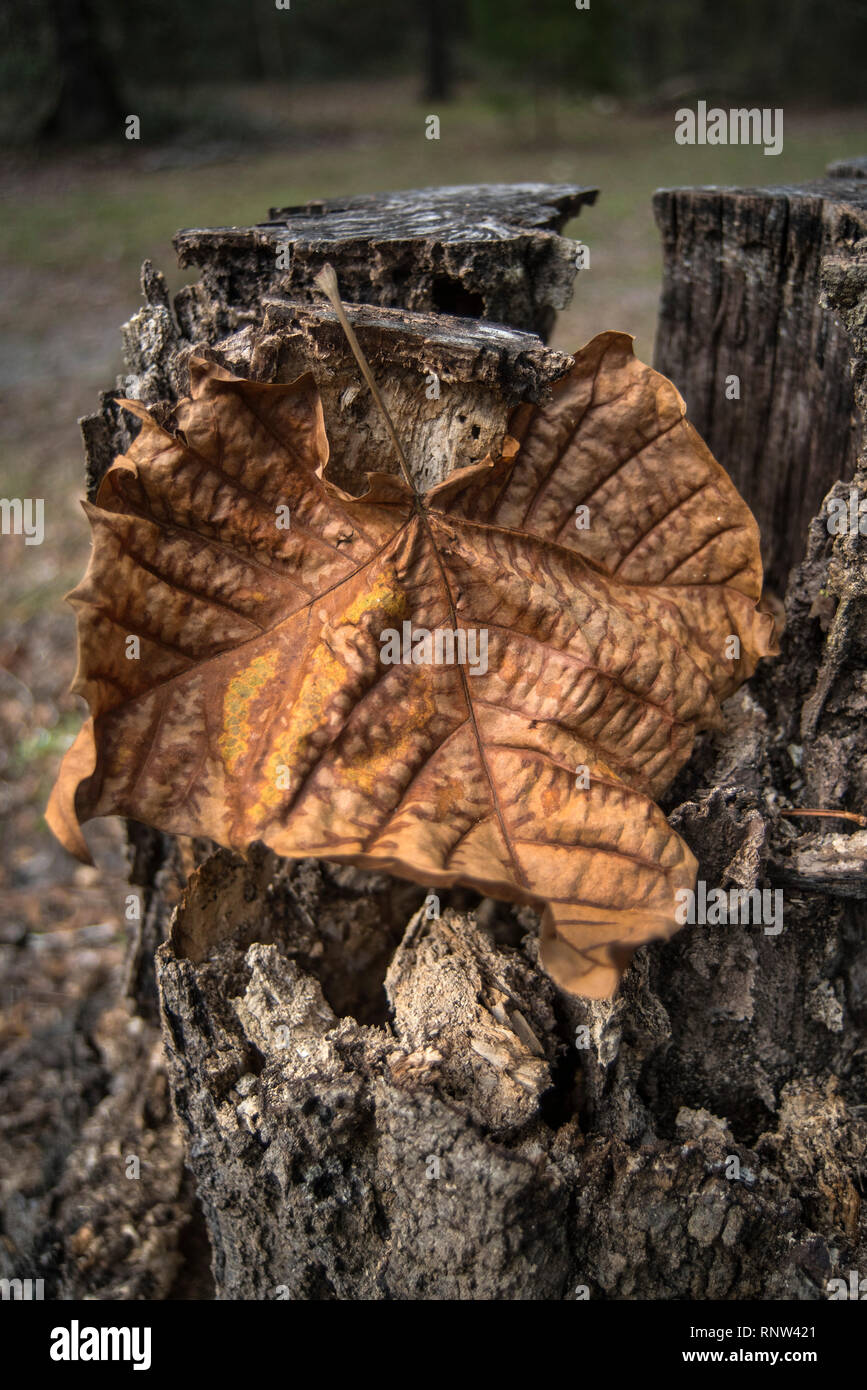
[48,334,776,998]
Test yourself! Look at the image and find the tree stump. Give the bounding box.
[653,169,867,595]
[75,175,866,1300]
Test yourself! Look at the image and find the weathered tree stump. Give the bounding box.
[71,175,866,1299]
[173,182,597,341]
[653,170,867,595]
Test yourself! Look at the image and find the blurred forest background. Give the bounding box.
[0,0,863,1099]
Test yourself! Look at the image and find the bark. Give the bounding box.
[39,0,122,144]
[420,0,452,103]
[653,171,867,595]
[54,174,867,1298]
[172,182,597,342]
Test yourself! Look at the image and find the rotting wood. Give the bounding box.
[653,169,867,595]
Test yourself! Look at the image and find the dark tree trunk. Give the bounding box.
[39,0,122,144]
[421,0,452,103]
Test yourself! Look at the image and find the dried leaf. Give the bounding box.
[48,333,776,998]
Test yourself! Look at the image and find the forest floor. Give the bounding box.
[0,75,863,1078]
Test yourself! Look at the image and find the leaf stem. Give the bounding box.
[314,263,418,498]
[781,808,867,828]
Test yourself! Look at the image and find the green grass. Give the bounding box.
[9,712,79,779]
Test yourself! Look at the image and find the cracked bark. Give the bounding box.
[61,175,867,1298]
